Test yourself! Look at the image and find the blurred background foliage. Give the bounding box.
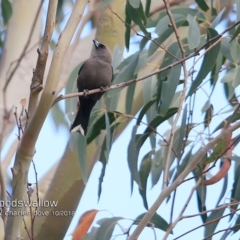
[1,0,240,239]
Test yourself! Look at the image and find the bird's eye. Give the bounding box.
[99,44,105,49]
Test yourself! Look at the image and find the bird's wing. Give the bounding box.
[78,62,85,75]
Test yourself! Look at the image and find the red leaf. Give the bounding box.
[72,209,98,240]
[203,133,233,185]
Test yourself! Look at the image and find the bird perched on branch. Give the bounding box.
[70,40,113,135]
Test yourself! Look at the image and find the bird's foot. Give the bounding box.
[83,89,89,96]
[99,86,105,92]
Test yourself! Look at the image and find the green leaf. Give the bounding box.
[151,155,164,186]
[126,1,148,35]
[187,28,221,97]
[216,172,228,206]
[139,151,152,210]
[221,66,240,88]
[139,108,178,146]
[112,46,123,73]
[134,213,171,233]
[105,111,111,160]
[232,66,240,88]
[155,14,184,35]
[231,163,240,214]
[65,64,81,121]
[145,0,151,17]
[203,104,213,128]
[175,105,188,159]
[211,8,226,28]
[107,53,139,111]
[213,110,240,133]
[171,148,193,182]
[204,205,225,238]
[1,0,12,25]
[136,99,156,125]
[230,39,240,63]
[147,7,205,28]
[129,0,140,8]
[230,24,240,42]
[187,14,201,49]
[128,125,141,192]
[87,111,120,144]
[95,217,124,240]
[221,67,237,84]
[69,133,87,183]
[148,14,187,56]
[159,64,181,116]
[125,5,131,51]
[237,0,240,22]
[221,37,234,62]
[195,0,209,12]
[210,52,224,91]
[126,77,136,113]
[75,132,87,184]
[232,214,240,233]
[196,184,207,223]
[139,33,151,51]
[98,113,115,201]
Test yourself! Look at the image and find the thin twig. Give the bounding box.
[31,159,39,225]
[204,223,240,240]
[52,20,240,106]
[128,121,240,240]
[163,179,202,239]
[162,0,188,189]
[182,202,240,219]
[174,209,240,239]
[109,7,179,61]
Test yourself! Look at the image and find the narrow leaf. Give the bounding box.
[139,152,152,210]
[72,210,99,240]
[230,24,240,42]
[136,99,156,125]
[159,64,181,116]
[195,0,209,11]
[1,0,12,25]
[129,0,140,8]
[139,108,178,145]
[187,28,221,97]
[126,1,148,35]
[145,0,151,17]
[95,217,124,240]
[134,213,171,233]
[204,205,225,238]
[187,14,201,49]
[128,125,141,192]
[77,134,87,183]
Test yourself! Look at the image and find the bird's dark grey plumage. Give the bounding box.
[70,40,113,135]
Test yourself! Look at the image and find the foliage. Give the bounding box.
[1,0,240,240]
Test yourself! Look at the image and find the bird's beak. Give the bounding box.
[93,39,99,48]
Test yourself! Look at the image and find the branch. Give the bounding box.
[27,0,57,121]
[162,0,188,189]
[5,0,58,240]
[174,208,240,239]
[52,19,240,106]
[128,122,240,240]
[163,179,201,239]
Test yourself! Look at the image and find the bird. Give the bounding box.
[70,40,113,135]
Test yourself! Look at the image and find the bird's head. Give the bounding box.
[92,40,112,64]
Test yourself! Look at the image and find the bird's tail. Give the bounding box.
[70,97,97,135]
